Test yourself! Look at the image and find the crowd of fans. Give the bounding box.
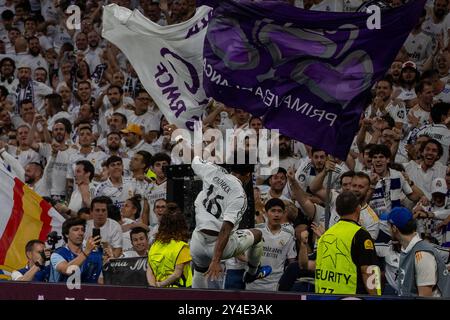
[1,0,449,296]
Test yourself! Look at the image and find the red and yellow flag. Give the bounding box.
[0,166,64,278]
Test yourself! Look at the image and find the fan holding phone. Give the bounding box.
[84,197,124,258]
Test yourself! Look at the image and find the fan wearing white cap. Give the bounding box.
[15,61,53,115]
[392,61,419,105]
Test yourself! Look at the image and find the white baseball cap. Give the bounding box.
[431,178,447,195]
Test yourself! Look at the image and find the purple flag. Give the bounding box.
[203,0,426,159]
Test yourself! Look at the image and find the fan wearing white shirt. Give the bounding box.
[245,198,297,292]
[402,10,434,72]
[44,93,73,130]
[129,90,161,134]
[393,62,419,107]
[407,81,434,132]
[121,123,155,159]
[122,227,150,258]
[120,195,149,253]
[15,62,53,115]
[94,155,136,209]
[84,196,123,258]
[6,124,40,169]
[56,160,96,219]
[66,126,107,199]
[24,161,50,198]
[408,103,450,165]
[147,153,171,228]
[405,139,447,199]
[20,36,49,74]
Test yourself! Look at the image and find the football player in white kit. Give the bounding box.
[190,156,272,289]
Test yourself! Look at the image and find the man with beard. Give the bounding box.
[6,124,40,168]
[293,149,347,193]
[422,0,448,42]
[24,162,50,197]
[140,0,166,25]
[393,62,420,108]
[70,80,96,116]
[121,123,155,159]
[105,131,131,177]
[405,139,446,199]
[402,9,434,72]
[306,157,380,239]
[21,36,49,74]
[408,102,450,165]
[382,207,450,297]
[15,62,52,115]
[278,134,302,171]
[435,52,449,83]
[407,80,434,131]
[388,60,403,88]
[421,69,450,103]
[0,57,18,95]
[34,67,48,85]
[100,85,133,135]
[368,144,423,242]
[85,30,103,74]
[129,90,162,134]
[364,77,407,129]
[36,118,76,202]
[317,171,380,239]
[66,126,108,199]
[258,167,292,205]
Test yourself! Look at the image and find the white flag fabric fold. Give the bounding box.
[102,4,212,131]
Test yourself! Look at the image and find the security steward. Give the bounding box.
[315,191,381,295]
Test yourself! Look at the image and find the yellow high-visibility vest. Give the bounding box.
[315,220,360,295]
[148,240,192,288]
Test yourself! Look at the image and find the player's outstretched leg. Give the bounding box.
[242,229,272,284]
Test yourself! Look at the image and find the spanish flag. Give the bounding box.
[0,166,65,279]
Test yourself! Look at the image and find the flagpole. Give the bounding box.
[324,170,333,230]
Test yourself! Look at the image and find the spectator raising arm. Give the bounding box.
[308,159,337,202]
[0,141,25,181]
[287,167,315,219]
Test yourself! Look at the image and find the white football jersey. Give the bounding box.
[409,124,450,165]
[94,178,135,208]
[403,31,434,71]
[192,157,247,233]
[245,224,296,292]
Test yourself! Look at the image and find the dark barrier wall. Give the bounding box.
[0,281,410,300]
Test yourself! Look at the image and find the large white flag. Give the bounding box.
[102,4,212,131]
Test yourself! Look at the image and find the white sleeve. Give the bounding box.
[415,251,437,287]
[110,222,123,249]
[10,270,24,281]
[0,151,25,181]
[400,173,413,196]
[433,209,450,220]
[375,244,389,258]
[36,82,53,97]
[286,238,297,260]
[191,156,217,179]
